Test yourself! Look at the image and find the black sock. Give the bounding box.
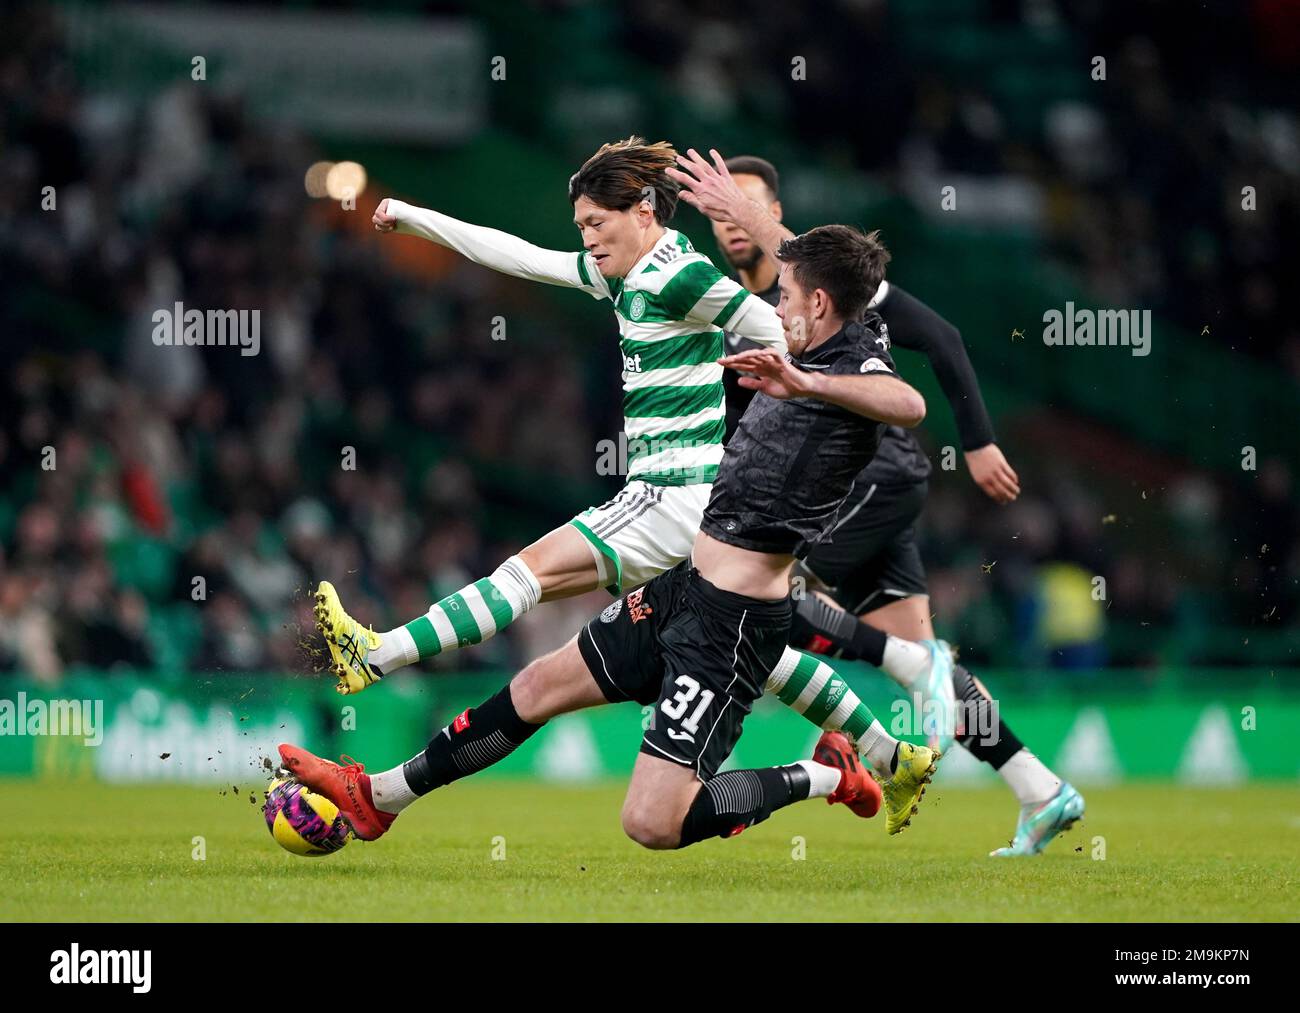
[952,664,1023,768]
[790,595,887,666]
[678,765,811,848]
[402,685,543,794]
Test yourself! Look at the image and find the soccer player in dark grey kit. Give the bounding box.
[280,223,943,849]
[668,149,1084,856]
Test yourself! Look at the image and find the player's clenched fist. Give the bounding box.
[372,198,398,232]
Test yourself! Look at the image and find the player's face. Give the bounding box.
[573,196,653,278]
[775,262,813,356]
[712,174,780,272]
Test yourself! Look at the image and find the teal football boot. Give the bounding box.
[990,782,1086,856]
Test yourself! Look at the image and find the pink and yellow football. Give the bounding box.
[262,776,353,857]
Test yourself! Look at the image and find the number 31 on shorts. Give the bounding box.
[660,675,715,737]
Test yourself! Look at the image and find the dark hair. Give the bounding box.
[724,155,780,199]
[568,136,679,225]
[775,225,890,320]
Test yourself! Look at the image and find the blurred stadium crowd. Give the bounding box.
[625,0,1300,366]
[0,1,1295,686]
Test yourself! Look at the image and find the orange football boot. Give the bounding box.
[813,730,882,818]
[277,744,397,841]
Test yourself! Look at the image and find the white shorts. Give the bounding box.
[569,481,711,594]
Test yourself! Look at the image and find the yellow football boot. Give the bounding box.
[314,580,383,695]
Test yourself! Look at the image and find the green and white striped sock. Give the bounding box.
[766,647,900,778]
[371,556,542,672]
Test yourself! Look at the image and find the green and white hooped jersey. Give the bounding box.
[385,203,784,487]
[573,230,785,486]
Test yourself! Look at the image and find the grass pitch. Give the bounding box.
[2,780,1296,921]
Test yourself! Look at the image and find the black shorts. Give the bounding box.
[577,561,791,779]
[800,480,928,615]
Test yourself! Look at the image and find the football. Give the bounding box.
[262,776,353,857]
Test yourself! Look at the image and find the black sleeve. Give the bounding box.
[875,284,996,451]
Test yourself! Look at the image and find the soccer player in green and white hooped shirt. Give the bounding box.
[314,138,946,799]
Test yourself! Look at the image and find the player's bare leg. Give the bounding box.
[620,754,703,850]
[862,592,934,641]
[516,524,607,601]
[507,633,612,721]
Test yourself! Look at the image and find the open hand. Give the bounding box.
[719,349,812,400]
[965,443,1020,502]
[666,148,752,225]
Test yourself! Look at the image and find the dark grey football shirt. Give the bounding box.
[702,315,899,555]
[724,280,997,486]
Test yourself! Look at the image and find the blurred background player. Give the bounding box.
[669,149,1083,855]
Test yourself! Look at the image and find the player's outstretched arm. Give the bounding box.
[371,197,607,297]
[668,148,793,264]
[818,372,926,428]
[720,349,925,427]
[884,293,1019,501]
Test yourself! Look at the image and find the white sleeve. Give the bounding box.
[385,199,610,301]
[702,281,785,351]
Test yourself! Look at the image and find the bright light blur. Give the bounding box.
[303,160,333,198]
[325,161,367,202]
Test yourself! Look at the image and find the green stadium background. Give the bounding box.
[1,2,1296,790]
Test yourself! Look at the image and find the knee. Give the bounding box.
[620,801,682,850]
[516,544,544,580]
[509,657,550,723]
